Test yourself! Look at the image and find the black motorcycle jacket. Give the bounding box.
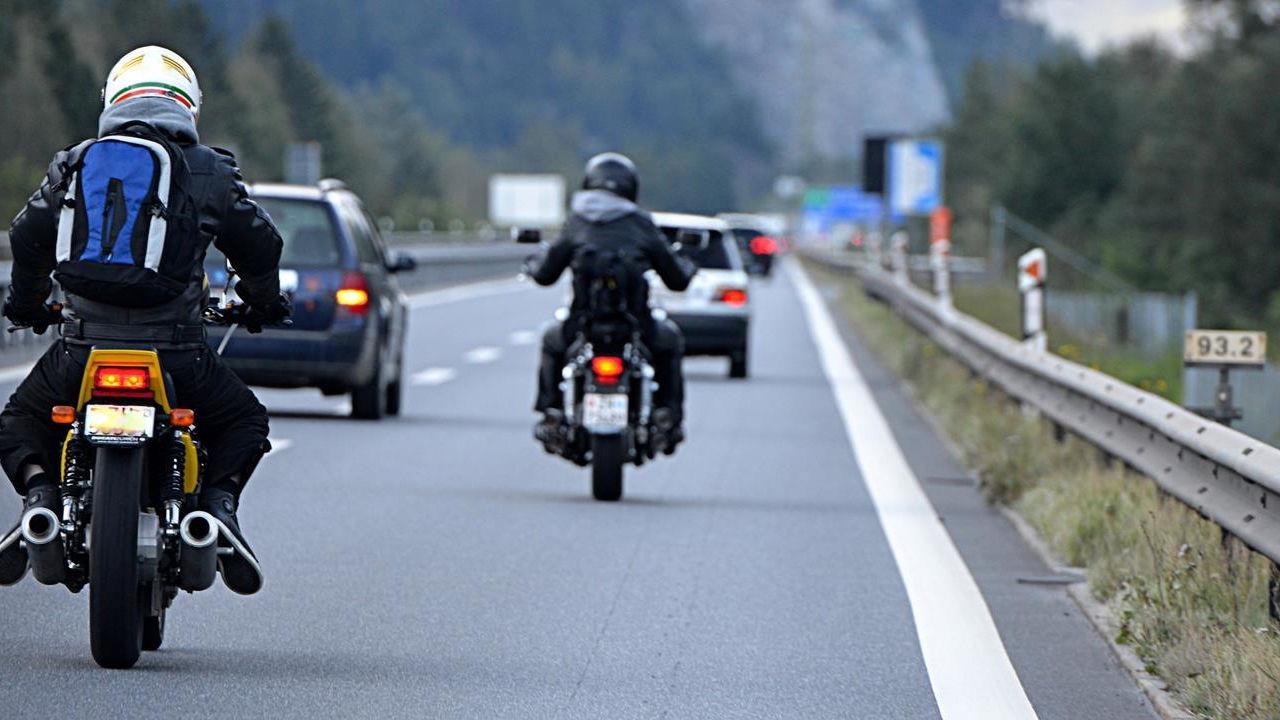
[7,103,282,329]
[529,190,695,326]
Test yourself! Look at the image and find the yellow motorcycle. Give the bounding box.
[10,296,274,668]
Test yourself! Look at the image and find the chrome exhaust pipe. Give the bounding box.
[178,511,219,592]
[21,507,65,585]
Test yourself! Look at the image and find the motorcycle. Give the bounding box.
[518,229,675,502]
[0,270,284,668]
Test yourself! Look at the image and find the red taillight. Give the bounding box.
[750,235,778,255]
[336,272,370,314]
[93,366,152,398]
[592,356,625,385]
[718,288,748,307]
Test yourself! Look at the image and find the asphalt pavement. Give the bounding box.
[0,261,1158,719]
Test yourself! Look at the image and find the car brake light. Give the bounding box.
[750,236,778,255]
[336,272,370,314]
[592,356,625,385]
[93,366,152,398]
[718,288,748,307]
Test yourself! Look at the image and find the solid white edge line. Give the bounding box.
[788,259,1039,720]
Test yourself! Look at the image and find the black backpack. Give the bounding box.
[577,246,636,319]
[53,122,202,308]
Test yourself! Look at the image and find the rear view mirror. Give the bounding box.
[514,228,543,244]
[386,251,417,274]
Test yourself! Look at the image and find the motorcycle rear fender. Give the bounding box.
[76,349,173,411]
[69,349,199,493]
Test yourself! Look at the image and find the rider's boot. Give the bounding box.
[200,486,263,595]
[651,407,685,456]
[0,522,26,586]
[2,475,59,586]
[535,409,567,453]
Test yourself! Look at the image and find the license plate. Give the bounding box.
[85,405,155,443]
[583,393,628,431]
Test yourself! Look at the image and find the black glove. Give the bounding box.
[243,293,292,334]
[2,294,61,335]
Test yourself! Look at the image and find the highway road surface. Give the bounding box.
[0,260,1159,719]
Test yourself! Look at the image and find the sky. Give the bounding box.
[1025,0,1188,53]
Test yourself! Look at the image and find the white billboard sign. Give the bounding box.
[488,174,566,228]
[888,139,944,216]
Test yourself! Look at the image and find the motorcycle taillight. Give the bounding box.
[592,356,624,385]
[92,366,153,398]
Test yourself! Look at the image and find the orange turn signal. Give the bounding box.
[170,409,195,427]
[51,406,76,425]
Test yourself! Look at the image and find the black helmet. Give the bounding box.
[582,152,638,202]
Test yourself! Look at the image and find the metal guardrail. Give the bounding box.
[805,247,1280,572]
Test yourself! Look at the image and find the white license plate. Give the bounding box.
[85,405,155,441]
[583,393,628,430]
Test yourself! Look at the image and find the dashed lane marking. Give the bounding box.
[412,367,458,386]
[463,347,502,364]
[509,330,538,346]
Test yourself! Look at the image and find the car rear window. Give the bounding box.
[255,198,342,266]
[660,227,739,270]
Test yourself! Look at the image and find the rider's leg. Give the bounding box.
[648,318,686,425]
[535,321,569,414]
[163,348,269,595]
[0,342,81,501]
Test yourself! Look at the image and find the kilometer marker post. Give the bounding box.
[1018,248,1047,353]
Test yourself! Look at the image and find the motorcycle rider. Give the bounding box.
[528,153,696,450]
[0,47,287,594]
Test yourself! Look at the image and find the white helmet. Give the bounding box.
[102,46,202,119]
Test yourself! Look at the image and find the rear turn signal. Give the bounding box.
[170,409,195,427]
[592,356,625,385]
[51,406,76,425]
[93,366,152,398]
[717,288,748,307]
[336,272,370,314]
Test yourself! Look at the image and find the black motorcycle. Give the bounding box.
[519,230,676,501]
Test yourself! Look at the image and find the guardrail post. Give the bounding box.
[866,231,882,269]
[890,231,909,285]
[931,238,951,309]
[1018,248,1047,352]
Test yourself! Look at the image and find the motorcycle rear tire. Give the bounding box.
[591,434,624,502]
[89,447,145,669]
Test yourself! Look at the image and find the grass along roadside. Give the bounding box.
[809,262,1280,720]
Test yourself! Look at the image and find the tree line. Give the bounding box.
[946,0,1280,328]
[0,0,461,230]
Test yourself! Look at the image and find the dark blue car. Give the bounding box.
[206,180,415,419]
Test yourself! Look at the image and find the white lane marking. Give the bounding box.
[407,276,529,309]
[0,361,36,385]
[788,260,1039,720]
[265,438,293,458]
[509,330,538,346]
[412,367,457,386]
[463,346,502,364]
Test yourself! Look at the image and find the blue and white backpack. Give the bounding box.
[53,122,201,308]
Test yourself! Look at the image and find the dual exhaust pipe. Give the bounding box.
[18,508,220,591]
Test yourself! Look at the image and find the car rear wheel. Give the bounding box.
[385,349,404,417]
[351,360,386,420]
[729,348,749,379]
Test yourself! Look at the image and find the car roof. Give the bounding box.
[651,212,729,232]
[248,181,358,205]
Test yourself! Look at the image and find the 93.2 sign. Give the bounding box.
[1184,330,1267,367]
